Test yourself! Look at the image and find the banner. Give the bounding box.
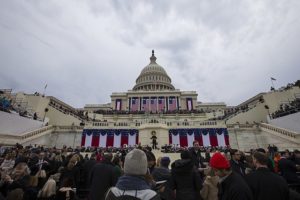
[113,132,121,147]
[187,98,193,111]
[115,99,122,111]
[128,133,136,146]
[85,133,93,147]
[158,97,165,111]
[131,98,139,111]
[168,128,230,147]
[216,130,226,147]
[81,129,139,148]
[168,96,177,111]
[150,97,157,112]
[99,133,107,147]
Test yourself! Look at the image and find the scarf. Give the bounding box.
[116,175,150,190]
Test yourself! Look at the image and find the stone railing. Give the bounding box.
[0,125,54,145]
[88,120,224,129]
[21,125,54,140]
[226,124,255,129]
[53,125,83,132]
[0,125,85,145]
[259,123,299,142]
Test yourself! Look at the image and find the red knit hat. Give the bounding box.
[210,152,230,169]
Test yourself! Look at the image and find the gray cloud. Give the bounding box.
[0,0,300,108]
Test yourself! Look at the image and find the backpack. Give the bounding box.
[105,188,142,200]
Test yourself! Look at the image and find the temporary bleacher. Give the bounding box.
[48,96,84,121]
[0,111,44,135]
[269,112,300,133]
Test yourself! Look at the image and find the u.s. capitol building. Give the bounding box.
[1,51,300,151]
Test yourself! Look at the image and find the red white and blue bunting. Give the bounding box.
[81,129,139,148]
[168,128,229,147]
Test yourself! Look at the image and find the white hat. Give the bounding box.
[124,149,148,175]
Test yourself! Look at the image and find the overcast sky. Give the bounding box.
[1,0,300,108]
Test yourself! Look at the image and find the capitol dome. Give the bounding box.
[133,50,175,91]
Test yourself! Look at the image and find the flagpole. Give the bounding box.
[43,84,47,97]
[270,79,275,89]
[270,78,276,90]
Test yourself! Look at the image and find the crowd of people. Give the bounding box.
[48,101,86,121]
[271,99,300,119]
[0,96,12,113]
[94,109,206,116]
[1,142,300,200]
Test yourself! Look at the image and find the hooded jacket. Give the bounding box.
[200,175,219,200]
[169,159,202,200]
[105,175,160,200]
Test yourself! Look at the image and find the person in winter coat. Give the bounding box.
[105,149,160,200]
[59,155,80,190]
[2,162,31,199]
[89,153,117,200]
[152,157,174,200]
[278,151,300,184]
[200,168,219,200]
[56,177,75,200]
[210,152,253,200]
[152,157,171,182]
[229,149,246,177]
[246,151,289,200]
[112,154,123,180]
[189,141,205,168]
[37,177,56,199]
[169,150,202,200]
[0,154,15,172]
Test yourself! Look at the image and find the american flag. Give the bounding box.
[116,99,121,111]
[150,97,157,112]
[158,97,165,111]
[142,97,150,112]
[131,98,139,111]
[168,97,177,111]
[187,98,192,111]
